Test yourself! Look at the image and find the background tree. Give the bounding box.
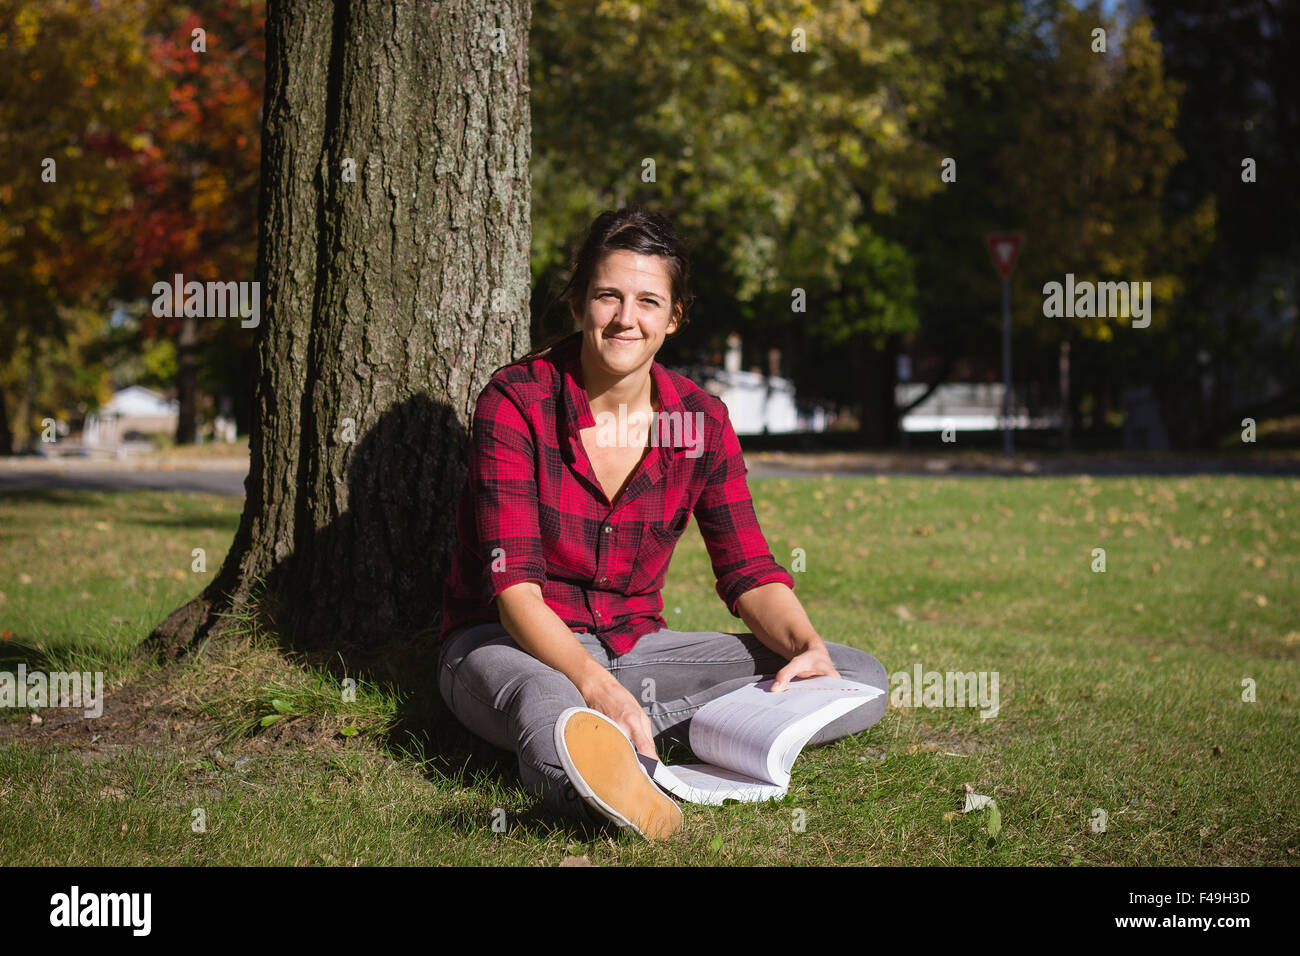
[144,0,532,658]
[0,0,162,451]
[108,0,265,445]
[996,1,1209,443]
[529,0,949,436]
[885,0,1029,432]
[1145,0,1300,447]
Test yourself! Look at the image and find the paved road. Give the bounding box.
[0,467,249,495]
[3,452,1297,496]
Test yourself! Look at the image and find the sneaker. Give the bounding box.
[554,707,683,841]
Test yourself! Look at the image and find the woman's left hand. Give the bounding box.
[771,641,840,692]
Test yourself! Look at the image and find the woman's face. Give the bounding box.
[572,250,680,382]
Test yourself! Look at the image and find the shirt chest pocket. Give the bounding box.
[627,515,689,593]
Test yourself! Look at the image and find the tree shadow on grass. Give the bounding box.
[222,392,587,840]
[143,393,723,841]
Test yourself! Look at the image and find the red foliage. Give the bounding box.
[98,0,266,337]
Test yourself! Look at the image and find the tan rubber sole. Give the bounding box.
[561,712,683,841]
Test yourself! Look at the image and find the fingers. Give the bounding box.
[771,661,798,692]
[630,724,658,761]
[771,654,840,691]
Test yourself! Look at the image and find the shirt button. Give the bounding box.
[598,576,608,585]
[602,525,613,534]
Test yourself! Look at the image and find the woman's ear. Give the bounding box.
[667,304,681,336]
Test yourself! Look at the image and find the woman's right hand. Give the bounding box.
[577,669,660,761]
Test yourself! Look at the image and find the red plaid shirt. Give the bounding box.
[439,336,795,656]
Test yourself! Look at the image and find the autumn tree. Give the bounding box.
[109,0,266,445]
[144,0,531,658]
[0,0,163,451]
[995,1,1210,443]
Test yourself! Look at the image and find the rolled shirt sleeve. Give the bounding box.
[469,382,548,599]
[692,400,795,616]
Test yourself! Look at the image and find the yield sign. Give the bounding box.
[986,233,1023,280]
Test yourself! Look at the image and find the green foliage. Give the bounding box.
[530,0,946,347]
[999,1,1208,344]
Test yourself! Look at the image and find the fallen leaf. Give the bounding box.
[893,605,914,621]
[559,855,595,867]
[986,801,1002,839]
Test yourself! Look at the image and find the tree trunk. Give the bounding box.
[0,389,13,456]
[1059,337,1071,452]
[142,0,532,661]
[859,335,900,446]
[18,353,36,453]
[175,312,199,445]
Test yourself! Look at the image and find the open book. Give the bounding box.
[636,676,885,805]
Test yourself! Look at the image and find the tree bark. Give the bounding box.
[1059,337,1071,452]
[0,389,13,455]
[142,0,532,661]
[859,334,900,446]
[175,312,199,445]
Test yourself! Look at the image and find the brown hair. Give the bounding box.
[504,206,695,371]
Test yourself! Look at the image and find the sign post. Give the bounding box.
[986,233,1023,458]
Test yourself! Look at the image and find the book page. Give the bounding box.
[642,756,785,805]
[687,677,884,786]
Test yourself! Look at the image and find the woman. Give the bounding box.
[438,207,887,839]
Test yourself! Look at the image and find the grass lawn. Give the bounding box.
[0,474,1296,866]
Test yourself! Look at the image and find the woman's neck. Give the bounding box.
[580,353,658,419]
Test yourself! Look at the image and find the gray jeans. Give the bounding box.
[437,621,889,824]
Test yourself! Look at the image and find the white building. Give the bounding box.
[673,333,826,435]
[82,386,179,447]
[896,382,1049,432]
